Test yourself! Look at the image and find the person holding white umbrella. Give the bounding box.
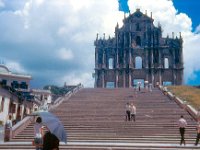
[33,117,43,150]
[33,111,67,143]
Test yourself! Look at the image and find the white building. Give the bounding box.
[31,89,52,111]
[0,65,32,124]
[0,87,33,125]
[0,64,32,90]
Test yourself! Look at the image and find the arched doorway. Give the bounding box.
[164,58,169,69]
[106,82,115,88]
[108,58,114,69]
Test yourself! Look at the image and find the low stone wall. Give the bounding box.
[49,84,83,111]
[159,85,198,121]
[11,115,33,139]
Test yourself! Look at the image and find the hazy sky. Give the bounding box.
[0,0,199,88]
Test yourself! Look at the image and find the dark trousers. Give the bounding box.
[195,133,200,145]
[179,127,185,145]
[126,111,130,121]
[131,114,136,122]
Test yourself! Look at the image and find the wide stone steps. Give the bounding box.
[2,88,199,149]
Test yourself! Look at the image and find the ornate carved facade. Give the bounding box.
[94,9,183,88]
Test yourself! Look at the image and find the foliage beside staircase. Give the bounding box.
[167,86,200,109]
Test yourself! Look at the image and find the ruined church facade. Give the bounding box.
[94,9,183,88]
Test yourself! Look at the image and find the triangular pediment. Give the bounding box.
[124,9,153,23]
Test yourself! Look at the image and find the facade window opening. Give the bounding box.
[135,56,142,69]
[11,81,19,89]
[136,23,140,31]
[136,36,141,46]
[108,58,114,69]
[133,79,144,88]
[106,82,115,88]
[163,81,172,86]
[1,79,7,86]
[164,58,169,69]
[20,82,28,89]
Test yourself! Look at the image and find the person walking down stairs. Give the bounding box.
[178,115,187,146]
[125,103,131,121]
[130,103,136,122]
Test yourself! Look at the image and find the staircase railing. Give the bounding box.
[49,83,83,111]
[11,115,33,139]
[159,85,197,120]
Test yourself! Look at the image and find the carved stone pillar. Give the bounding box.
[102,49,106,68]
[145,49,148,68]
[152,72,154,86]
[95,48,98,68]
[129,32,131,47]
[94,70,97,88]
[151,48,154,85]
[158,49,161,68]
[123,50,126,68]
[123,33,126,68]
[102,71,105,88]
[172,49,176,85]
[151,49,154,67]
[173,49,176,69]
[124,32,126,47]
[129,72,132,87]
[129,49,132,67]
[123,70,126,88]
[145,70,149,83]
[158,49,162,85]
[116,33,119,68]
[173,70,176,85]
[159,70,162,85]
[115,70,119,88]
[116,51,119,68]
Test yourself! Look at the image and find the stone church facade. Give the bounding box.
[94,9,183,88]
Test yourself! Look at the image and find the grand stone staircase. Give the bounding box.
[1,88,199,149]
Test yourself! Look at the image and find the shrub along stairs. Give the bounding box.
[0,88,199,149]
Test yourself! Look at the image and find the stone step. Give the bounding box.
[0,142,200,150]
